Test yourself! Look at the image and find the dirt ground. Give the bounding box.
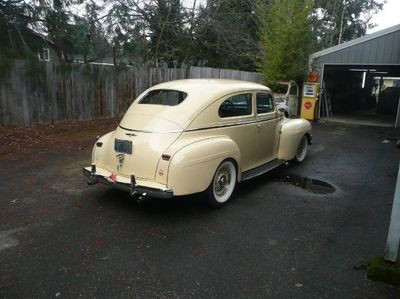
[0,118,120,160]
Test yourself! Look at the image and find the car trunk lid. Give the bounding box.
[101,125,181,181]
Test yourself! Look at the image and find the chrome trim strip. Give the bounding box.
[119,125,183,134]
[185,117,280,132]
[119,117,280,134]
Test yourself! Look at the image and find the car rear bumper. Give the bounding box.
[83,166,173,199]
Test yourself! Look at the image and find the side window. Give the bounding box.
[256,93,274,114]
[289,85,298,95]
[218,93,252,118]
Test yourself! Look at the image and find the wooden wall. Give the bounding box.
[0,60,262,125]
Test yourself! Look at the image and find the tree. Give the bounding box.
[193,0,259,71]
[78,0,110,63]
[257,0,313,83]
[311,0,383,49]
[0,0,37,59]
[108,0,189,66]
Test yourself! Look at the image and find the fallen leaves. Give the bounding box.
[0,118,119,160]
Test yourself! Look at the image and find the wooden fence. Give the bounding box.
[0,60,262,126]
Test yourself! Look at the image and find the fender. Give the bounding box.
[166,137,241,196]
[91,131,114,165]
[278,119,311,161]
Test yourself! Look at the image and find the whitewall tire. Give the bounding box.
[294,135,308,163]
[207,160,237,207]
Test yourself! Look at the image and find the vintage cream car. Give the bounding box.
[83,79,312,207]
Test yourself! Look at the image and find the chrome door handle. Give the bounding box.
[257,124,262,128]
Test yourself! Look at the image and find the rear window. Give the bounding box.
[139,89,187,106]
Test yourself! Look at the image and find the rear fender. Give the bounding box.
[278,119,311,160]
[92,131,114,165]
[166,137,241,196]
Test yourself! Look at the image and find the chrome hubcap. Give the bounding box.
[214,167,231,197]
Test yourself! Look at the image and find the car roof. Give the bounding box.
[126,79,272,129]
[149,79,270,94]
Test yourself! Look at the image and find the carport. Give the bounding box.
[309,24,400,127]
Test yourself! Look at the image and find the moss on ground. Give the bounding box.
[367,256,400,287]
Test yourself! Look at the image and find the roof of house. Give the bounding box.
[310,23,400,60]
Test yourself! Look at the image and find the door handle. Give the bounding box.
[257,124,262,128]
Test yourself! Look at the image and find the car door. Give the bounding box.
[216,92,258,172]
[255,92,281,165]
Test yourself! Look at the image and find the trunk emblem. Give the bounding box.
[125,132,136,137]
[116,153,125,170]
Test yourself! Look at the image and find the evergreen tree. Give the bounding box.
[311,0,383,49]
[194,0,259,71]
[257,0,313,82]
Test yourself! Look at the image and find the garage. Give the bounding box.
[309,24,400,127]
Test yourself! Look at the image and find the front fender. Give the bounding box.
[167,137,241,196]
[278,119,311,161]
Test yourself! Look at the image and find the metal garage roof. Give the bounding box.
[310,23,400,66]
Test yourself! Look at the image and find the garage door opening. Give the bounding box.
[320,64,400,127]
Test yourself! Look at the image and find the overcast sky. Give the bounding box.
[368,0,400,33]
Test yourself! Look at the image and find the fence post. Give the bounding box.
[384,161,400,262]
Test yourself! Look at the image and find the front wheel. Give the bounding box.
[206,160,237,208]
[294,135,308,163]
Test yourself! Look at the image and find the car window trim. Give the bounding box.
[256,92,275,115]
[137,89,188,106]
[218,92,254,118]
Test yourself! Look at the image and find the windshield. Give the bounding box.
[138,89,187,106]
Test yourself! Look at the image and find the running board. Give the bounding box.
[242,159,285,181]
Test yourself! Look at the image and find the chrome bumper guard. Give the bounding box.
[83,166,173,199]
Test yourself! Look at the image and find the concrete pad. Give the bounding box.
[320,116,394,128]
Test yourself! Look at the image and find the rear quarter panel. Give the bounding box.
[166,137,241,196]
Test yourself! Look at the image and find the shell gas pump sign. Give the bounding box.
[300,83,319,120]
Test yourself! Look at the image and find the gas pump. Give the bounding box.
[300,76,320,120]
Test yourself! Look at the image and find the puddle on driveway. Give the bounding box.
[279,174,335,194]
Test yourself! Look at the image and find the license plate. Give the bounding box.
[114,139,132,154]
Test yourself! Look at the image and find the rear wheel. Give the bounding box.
[294,135,308,163]
[206,160,237,208]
